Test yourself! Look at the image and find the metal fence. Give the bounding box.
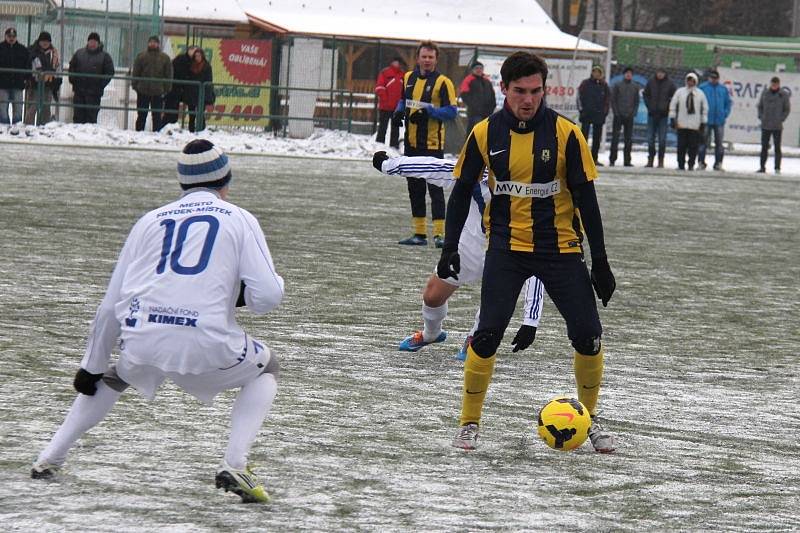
[0,67,357,134]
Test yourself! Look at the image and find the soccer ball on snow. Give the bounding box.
[537,397,591,451]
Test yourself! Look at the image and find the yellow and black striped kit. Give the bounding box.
[403,69,456,151]
[454,104,598,254]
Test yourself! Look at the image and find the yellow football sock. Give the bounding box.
[459,346,496,426]
[574,349,604,416]
[432,218,445,237]
[412,217,427,236]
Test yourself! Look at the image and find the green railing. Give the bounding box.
[0,67,356,134]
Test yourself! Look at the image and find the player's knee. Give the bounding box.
[261,351,280,380]
[102,365,130,393]
[470,329,503,358]
[572,336,602,356]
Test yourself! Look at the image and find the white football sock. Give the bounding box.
[38,380,122,466]
[469,306,481,336]
[422,302,448,342]
[224,373,277,471]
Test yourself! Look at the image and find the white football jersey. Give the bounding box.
[81,189,284,375]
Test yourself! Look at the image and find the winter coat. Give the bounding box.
[69,45,114,96]
[132,49,172,96]
[611,78,640,120]
[374,65,404,111]
[459,73,496,118]
[758,88,791,131]
[643,76,676,118]
[183,62,214,108]
[169,52,194,101]
[577,77,610,124]
[28,43,60,89]
[669,86,708,131]
[699,81,731,126]
[0,40,32,90]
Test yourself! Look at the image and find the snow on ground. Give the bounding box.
[0,121,797,177]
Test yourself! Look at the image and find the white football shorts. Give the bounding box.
[115,335,273,405]
[437,227,486,287]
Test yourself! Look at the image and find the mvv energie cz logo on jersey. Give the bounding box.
[493,179,561,198]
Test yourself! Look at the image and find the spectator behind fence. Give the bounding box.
[183,48,214,133]
[698,69,731,171]
[374,56,406,149]
[459,61,496,133]
[609,66,639,167]
[132,35,172,132]
[0,27,32,128]
[669,72,707,171]
[577,65,610,165]
[757,76,791,174]
[162,44,198,126]
[643,67,676,168]
[68,32,114,124]
[25,31,61,126]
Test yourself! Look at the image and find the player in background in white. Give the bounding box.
[31,140,284,504]
[372,152,544,359]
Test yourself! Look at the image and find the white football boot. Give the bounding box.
[588,416,615,453]
[452,423,479,450]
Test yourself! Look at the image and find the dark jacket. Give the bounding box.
[0,40,32,90]
[459,74,496,118]
[131,49,172,96]
[168,52,193,100]
[611,78,640,120]
[28,43,61,90]
[643,75,676,118]
[578,77,610,124]
[69,45,114,96]
[758,88,791,131]
[184,61,214,108]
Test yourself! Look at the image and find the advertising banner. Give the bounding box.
[718,67,799,147]
[169,38,272,128]
[477,55,591,121]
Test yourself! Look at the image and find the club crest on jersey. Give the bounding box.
[125,297,141,328]
[541,149,551,163]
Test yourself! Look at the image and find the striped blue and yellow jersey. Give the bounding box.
[403,68,457,151]
[454,103,598,254]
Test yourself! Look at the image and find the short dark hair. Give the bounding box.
[500,52,548,86]
[623,66,633,74]
[771,76,781,84]
[416,40,439,58]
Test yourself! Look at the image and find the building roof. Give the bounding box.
[241,0,605,52]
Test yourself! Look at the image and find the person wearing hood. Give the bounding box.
[609,66,640,167]
[374,56,406,148]
[668,72,708,171]
[757,76,791,174]
[698,69,731,170]
[68,32,114,124]
[577,65,610,165]
[643,67,676,168]
[132,35,172,131]
[25,31,61,125]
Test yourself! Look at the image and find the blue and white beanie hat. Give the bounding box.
[177,139,232,189]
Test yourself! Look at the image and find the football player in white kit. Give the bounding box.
[372,152,544,360]
[31,140,285,503]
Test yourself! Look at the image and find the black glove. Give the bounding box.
[590,255,616,307]
[436,247,460,280]
[392,110,405,127]
[409,108,429,124]
[511,325,537,353]
[73,368,104,396]
[236,281,247,307]
[669,118,676,129]
[372,151,389,172]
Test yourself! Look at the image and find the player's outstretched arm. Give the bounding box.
[238,211,285,315]
[373,152,458,190]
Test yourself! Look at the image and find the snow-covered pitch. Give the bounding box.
[1,142,798,531]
